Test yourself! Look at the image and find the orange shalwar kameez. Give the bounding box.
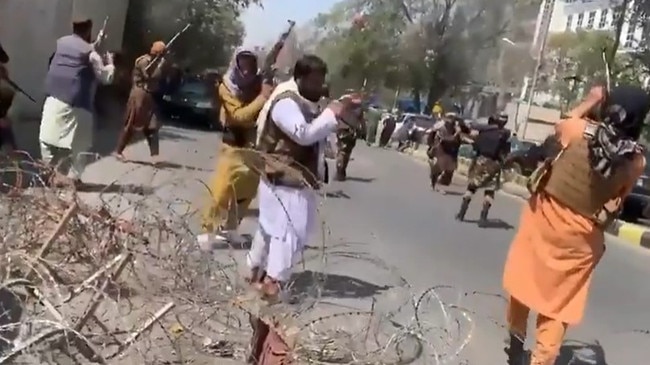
[502,117,645,364]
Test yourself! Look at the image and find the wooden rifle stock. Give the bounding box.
[260,20,296,84]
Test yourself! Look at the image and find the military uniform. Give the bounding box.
[335,106,364,181]
[428,117,462,191]
[456,115,510,226]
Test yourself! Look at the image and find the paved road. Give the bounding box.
[78,125,650,364]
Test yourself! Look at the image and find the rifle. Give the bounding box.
[5,79,36,103]
[259,20,296,84]
[93,16,109,48]
[0,41,36,102]
[145,24,191,72]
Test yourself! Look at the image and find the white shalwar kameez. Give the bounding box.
[39,51,114,179]
[247,96,338,282]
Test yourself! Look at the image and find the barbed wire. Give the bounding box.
[0,146,635,364]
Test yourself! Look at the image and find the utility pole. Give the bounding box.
[521,0,554,139]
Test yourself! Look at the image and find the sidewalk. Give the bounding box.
[404,144,650,249]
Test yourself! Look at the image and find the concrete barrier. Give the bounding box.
[407,147,650,248]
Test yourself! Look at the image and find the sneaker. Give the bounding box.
[219,230,246,245]
[196,233,218,250]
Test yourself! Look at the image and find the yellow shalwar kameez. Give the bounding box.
[201,82,267,232]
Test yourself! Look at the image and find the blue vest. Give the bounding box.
[45,35,95,111]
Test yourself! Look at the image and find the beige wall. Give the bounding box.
[0,0,128,119]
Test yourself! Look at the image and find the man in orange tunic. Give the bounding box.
[502,85,649,365]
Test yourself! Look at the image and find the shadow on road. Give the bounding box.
[555,339,608,364]
[125,159,209,172]
[465,219,514,230]
[323,190,351,199]
[76,182,155,195]
[345,176,376,183]
[290,270,390,299]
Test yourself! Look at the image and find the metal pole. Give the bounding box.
[522,0,552,139]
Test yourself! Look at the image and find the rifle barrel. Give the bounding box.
[6,79,36,103]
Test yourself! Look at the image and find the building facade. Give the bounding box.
[0,0,128,118]
[534,0,643,52]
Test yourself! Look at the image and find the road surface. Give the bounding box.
[79,125,650,364]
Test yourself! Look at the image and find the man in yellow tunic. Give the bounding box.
[502,86,648,365]
[197,49,273,245]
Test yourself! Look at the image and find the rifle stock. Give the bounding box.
[260,20,296,84]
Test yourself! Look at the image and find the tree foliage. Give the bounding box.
[306,0,511,109]
[122,0,261,70]
[546,30,648,108]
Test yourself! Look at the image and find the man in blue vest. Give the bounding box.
[39,17,115,187]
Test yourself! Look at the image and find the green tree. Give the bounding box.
[309,0,510,109]
[122,0,261,70]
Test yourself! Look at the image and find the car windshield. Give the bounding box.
[406,116,434,129]
[511,140,535,152]
[178,82,209,97]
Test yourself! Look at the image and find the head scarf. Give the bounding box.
[222,48,259,97]
[588,85,650,178]
[150,41,166,56]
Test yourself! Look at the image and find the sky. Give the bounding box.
[241,0,340,47]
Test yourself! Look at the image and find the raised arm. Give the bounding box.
[270,98,338,146]
[218,83,267,127]
[89,51,115,85]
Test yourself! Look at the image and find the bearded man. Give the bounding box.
[114,41,168,163]
[39,17,114,187]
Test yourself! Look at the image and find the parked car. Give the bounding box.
[620,161,650,223]
[501,140,544,181]
[392,113,435,148]
[159,80,219,130]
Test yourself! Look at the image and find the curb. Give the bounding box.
[607,220,650,248]
[405,147,650,248]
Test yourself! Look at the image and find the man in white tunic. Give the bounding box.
[247,55,361,297]
[39,17,115,186]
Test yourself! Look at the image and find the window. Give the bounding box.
[577,13,584,28]
[599,9,609,28]
[612,9,622,27]
[566,15,573,30]
[625,25,636,48]
[587,11,596,29]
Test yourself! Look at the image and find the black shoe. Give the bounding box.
[478,203,491,228]
[504,333,527,365]
[335,168,346,181]
[455,197,471,221]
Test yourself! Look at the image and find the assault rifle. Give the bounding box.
[144,24,191,72]
[93,16,109,49]
[259,20,296,84]
[0,41,36,102]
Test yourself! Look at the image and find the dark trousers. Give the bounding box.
[115,127,160,156]
[0,125,16,150]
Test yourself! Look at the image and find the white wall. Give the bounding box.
[0,0,128,119]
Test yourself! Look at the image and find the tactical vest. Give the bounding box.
[533,122,629,226]
[133,54,163,93]
[45,35,95,110]
[474,126,510,160]
[257,91,321,189]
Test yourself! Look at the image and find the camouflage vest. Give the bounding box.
[529,121,629,227]
[257,91,321,189]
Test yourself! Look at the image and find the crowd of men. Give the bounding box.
[2,15,650,365]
